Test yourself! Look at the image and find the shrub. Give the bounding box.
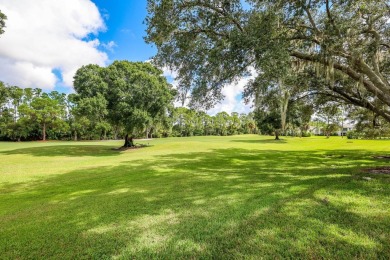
[347,131,360,139]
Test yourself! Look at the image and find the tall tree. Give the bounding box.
[254,109,282,139]
[214,112,230,136]
[19,94,64,141]
[146,0,390,121]
[74,61,176,147]
[317,102,342,138]
[229,112,241,135]
[0,82,8,127]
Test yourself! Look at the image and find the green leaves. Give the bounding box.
[73,61,175,136]
[146,0,390,122]
[0,10,6,35]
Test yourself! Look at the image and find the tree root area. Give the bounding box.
[112,144,149,151]
[363,167,390,175]
[373,155,390,159]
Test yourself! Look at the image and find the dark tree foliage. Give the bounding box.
[146,0,390,121]
[254,110,282,139]
[0,10,6,35]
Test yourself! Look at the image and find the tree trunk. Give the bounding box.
[124,133,129,147]
[123,134,135,147]
[279,82,290,137]
[74,130,77,141]
[113,126,118,140]
[14,105,17,123]
[43,123,46,141]
[275,130,280,140]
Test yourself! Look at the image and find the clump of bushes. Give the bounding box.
[346,131,360,139]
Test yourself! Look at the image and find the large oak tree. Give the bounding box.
[73,61,176,147]
[146,0,390,121]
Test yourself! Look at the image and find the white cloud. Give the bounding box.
[162,66,178,79]
[207,76,255,116]
[101,41,117,53]
[0,0,108,90]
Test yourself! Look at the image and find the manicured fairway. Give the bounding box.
[0,135,389,259]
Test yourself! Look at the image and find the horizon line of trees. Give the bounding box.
[0,83,262,142]
[2,82,388,142]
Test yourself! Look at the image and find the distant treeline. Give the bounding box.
[0,83,259,141]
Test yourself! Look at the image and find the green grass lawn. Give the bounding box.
[0,135,389,259]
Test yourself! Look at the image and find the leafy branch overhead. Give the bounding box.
[146,0,390,121]
[0,10,6,35]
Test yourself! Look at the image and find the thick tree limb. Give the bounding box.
[290,50,390,107]
[303,6,319,34]
[179,1,244,32]
[331,86,390,122]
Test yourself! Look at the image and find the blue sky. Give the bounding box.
[92,0,156,63]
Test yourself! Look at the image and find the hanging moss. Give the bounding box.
[359,75,364,90]
[315,61,320,77]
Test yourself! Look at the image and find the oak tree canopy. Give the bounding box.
[146,0,390,121]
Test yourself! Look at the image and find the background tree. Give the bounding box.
[317,103,342,138]
[349,107,390,139]
[228,112,241,135]
[247,76,291,140]
[0,10,6,35]
[0,85,70,141]
[0,82,9,136]
[202,112,214,136]
[19,94,65,141]
[288,99,314,137]
[0,82,264,141]
[172,107,186,137]
[0,82,8,109]
[214,112,230,136]
[254,109,282,139]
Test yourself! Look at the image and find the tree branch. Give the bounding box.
[331,86,390,122]
[380,43,390,48]
[325,0,336,30]
[303,6,319,34]
[179,1,244,32]
[290,50,390,107]
[288,35,320,45]
[174,28,228,38]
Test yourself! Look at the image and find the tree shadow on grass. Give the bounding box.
[0,147,389,258]
[0,145,124,157]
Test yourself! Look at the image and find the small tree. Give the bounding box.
[19,95,64,141]
[317,103,342,138]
